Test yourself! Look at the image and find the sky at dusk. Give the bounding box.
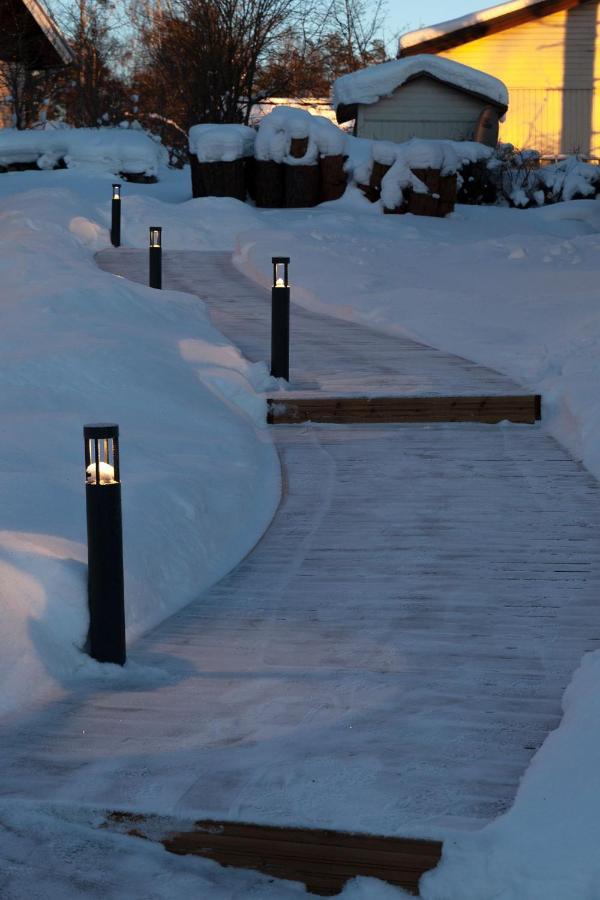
[387,0,489,39]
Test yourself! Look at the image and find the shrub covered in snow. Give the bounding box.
[486,145,600,208]
[0,126,167,178]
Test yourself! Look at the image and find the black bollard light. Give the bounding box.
[270,256,290,381]
[149,226,162,289]
[84,423,126,665]
[110,183,121,247]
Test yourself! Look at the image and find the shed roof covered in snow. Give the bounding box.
[333,54,508,125]
[0,0,73,67]
[398,0,581,57]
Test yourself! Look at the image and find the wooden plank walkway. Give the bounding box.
[0,250,598,894]
[96,249,526,399]
[1,425,599,840]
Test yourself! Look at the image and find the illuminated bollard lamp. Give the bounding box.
[84,423,126,665]
[111,183,121,247]
[149,226,162,289]
[270,256,290,381]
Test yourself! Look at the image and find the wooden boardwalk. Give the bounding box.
[1,250,599,894]
[96,249,525,398]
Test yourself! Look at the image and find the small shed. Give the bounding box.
[333,54,508,146]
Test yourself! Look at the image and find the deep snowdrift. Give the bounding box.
[0,170,279,717]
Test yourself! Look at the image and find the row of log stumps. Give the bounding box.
[189,138,348,208]
[361,162,458,217]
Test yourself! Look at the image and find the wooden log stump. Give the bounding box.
[365,160,391,202]
[284,163,319,208]
[289,136,309,159]
[319,154,348,202]
[384,168,457,217]
[253,159,285,208]
[189,153,248,200]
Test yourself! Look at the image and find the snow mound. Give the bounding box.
[0,126,166,176]
[332,54,509,111]
[189,124,256,162]
[255,106,347,165]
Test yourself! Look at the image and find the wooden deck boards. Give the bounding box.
[0,249,596,894]
[1,424,599,845]
[96,249,526,399]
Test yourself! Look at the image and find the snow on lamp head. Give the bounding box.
[272,256,290,289]
[149,226,162,249]
[112,183,121,200]
[84,423,120,485]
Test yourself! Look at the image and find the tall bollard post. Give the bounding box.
[149,226,162,289]
[84,423,126,665]
[270,256,290,381]
[110,183,121,247]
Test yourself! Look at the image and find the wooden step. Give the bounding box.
[165,820,442,896]
[105,813,442,895]
[268,394,542,425]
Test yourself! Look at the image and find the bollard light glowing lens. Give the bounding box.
[84,424,120,486]
[149,226,162,249]
[112,184,121,200]
[272,256,290,288]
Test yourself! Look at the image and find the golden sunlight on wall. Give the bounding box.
[437,2,600,157]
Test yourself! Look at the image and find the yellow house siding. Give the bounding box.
[436,0,600,155]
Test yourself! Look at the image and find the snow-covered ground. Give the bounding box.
[2,164,600,898]
[0,167,280,720]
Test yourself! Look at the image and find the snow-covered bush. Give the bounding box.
[485,144,600,208]
[0,125,167,179]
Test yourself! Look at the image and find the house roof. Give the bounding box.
[398,0,585,57]
[333,54,508,124]
[0,0,74,67]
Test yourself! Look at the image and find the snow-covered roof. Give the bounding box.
[333,54,508,122]
[399,0,566,56]
[0,0,73,67]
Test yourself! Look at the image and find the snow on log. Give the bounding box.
[188,124,256,163]
[347,137,493,216]
[255,107,348,208]
[188,124,256,201]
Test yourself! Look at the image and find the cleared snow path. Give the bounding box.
[97,249,523,396]
[0,251,598,844]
